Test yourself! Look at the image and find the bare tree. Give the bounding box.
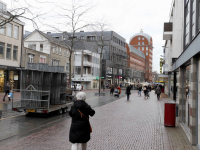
[46,0,95,90]
[0,0,53,29]
[90,21,110,95]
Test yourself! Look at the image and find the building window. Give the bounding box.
[40,44,43,51]
[138,47,140,50]
[7,23,12,37]
[52,59,59,66]
[40,56,46,63]
[66,62,69,72]
[0,19,5,35]
[75,66,81,74]
[138,37,140,40]
[28,55,34,63]
[0,42,5,58]
[142,47,144,51]
[185,2,189,45]
[60,48,62,55]
[28,44,36,50]
[142,42,144,45]
[0,2,6,13]
[142,37,144,40]
[146,52,148,56]
[146,47,148,50]
[64,50,66,56]
[52,46,55,53]
[191,0,195,38]
[198,2,200,30]
[138,42,140,45]
[13,46,18,60]
[87,36,95,41]
[14,25,19,39]
[56,47,58,54]
[6,44,11,59]
[80,36,85,40]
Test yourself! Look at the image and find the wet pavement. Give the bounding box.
[0,90,194,150]
[0,89,129,147]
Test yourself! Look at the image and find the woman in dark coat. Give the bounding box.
[69,92,95,150]
[126,85,131,100]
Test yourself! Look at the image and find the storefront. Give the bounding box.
[0,66,20,92]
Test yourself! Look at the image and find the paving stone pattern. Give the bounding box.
[0,92,192,150]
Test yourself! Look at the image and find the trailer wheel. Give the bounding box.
[57,109,62,115]
[62,108,67,114]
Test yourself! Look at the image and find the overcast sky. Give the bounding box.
[7,0,172,73]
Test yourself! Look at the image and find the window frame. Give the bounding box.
[13,25,19,39]
[6,44,12,59]
[7,23,12,37]
[13,45,18,60]
[0,42,5,59]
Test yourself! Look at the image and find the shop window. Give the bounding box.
[185,65,191,128]
[13,46,18,60]
[6,44,11,59]
[0,42,5,58]
[14,25,19,39]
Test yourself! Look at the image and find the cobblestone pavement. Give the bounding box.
[0,91,193,150]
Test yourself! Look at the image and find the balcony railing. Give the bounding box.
[27,63,65,72]
[83,61,92,67]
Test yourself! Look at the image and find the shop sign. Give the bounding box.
[0,73,4,77]
[14,75,18,80]
[0,66,7,69]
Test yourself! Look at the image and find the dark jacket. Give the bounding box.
[126,86,131,94]
[156,87,161,94]
[5,84,10,92]
[138,87,142,91]
[69,100,95,143]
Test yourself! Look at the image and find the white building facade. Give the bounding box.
[72,50,100,90]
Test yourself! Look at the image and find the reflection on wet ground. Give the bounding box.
[0,90,136,147]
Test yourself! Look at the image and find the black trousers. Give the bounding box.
[3,90,9,100]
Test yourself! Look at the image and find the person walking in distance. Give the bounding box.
[156,86,162,100]
[138,85,142,96]
[110,84,114,95]
[126,85,131,100]
[3,81,10,101]
[69,92,95,150]
[143,85,148,99]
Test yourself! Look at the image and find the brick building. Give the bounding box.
[126,43,145,83]
[129,30,153,82]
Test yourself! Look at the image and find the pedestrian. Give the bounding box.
[138,85,142,96]
[125,85,131,100]
[69,92,95,150]
[110,84,114,95]
[3,81,10,101]
[155,86,162,100]
[117,85,121,95]
[143,85,148,98]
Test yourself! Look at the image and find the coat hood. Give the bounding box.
[74,100,87,109]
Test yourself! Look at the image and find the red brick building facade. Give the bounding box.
[129,30,153,82]
[126,43,145,83]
